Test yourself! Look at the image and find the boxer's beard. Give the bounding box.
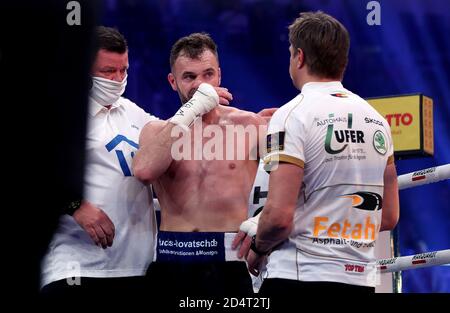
[177,85,197,105]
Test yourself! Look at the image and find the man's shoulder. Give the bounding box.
[118,97,146,113]
[222,106,252,117]
[142,119,167,132]
[222,106,263,125]
[272,94,306,122]
[118,97,159,120]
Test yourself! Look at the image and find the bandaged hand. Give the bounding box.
[232,213,261,258]
[169,83,219,129]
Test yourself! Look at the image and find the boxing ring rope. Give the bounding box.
[377,249,450,273]
[397,164,450,190]
[376,164,450,278]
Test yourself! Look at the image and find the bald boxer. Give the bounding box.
[246,11,400,294]
[133,33,274,295]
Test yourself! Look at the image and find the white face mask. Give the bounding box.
[90,75,127,106]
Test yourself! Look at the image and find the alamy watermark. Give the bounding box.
[367,1,381,26]
[169,119,282,170]
[66,1,81,26]
[170,119,265,161]
[65,261,81,286]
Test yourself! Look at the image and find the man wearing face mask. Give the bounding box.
[40,26,158,300]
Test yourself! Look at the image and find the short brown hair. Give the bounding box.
[288,11,350,79]
[169,32,219,69]
[94,26,128,54]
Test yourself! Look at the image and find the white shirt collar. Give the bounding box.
[88,97,122,117]
[301,81,344,92]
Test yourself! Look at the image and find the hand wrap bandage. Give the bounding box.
[239,213,261,237]
[169,83,219,130]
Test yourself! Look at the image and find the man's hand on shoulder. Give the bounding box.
[257,108,278,124]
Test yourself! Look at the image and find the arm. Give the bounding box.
[247,162,303,275]
[380,162,400,231]
[133,121,178,184]
[256,163,303,251]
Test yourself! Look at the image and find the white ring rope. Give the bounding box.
[376,164,450,274]
[377,249,450,273]
[397,164,450,190]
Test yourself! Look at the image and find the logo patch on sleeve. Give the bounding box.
[267,131,285,153]
[373,130,387,155]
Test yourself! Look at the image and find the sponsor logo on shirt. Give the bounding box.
[324,113,365,154]
[313,216,378,241]
[311,191,382,244]
[364,117,383,126]
[315,116,348,126]
[341,192,382,211]
[345,264,365,272]
[373,130,387,155]
[330,93,349,98]
[266,131,285,153]
[105,134,139,176]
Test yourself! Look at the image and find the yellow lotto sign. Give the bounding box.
[366,94,434,157]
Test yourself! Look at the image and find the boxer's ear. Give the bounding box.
[168,73,177,91]
[297,48,305,69]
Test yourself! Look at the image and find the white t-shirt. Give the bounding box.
[41,97,158,288]
[263,82,394,287]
